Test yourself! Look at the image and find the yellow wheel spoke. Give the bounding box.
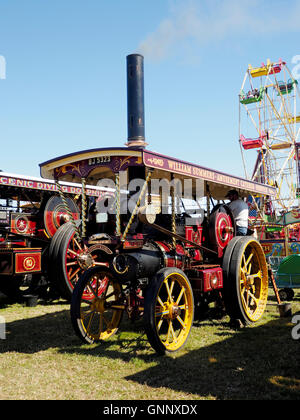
[157,296,165,308]
[169,279,175,296]
[157,318,164,332]
[176,286,185,304]
[81,308,93,320]
[164,280,173,302]
[155,310,169,317]
[110,304,126,310]
[170,322,177,341]
[245,253,254,268]
[167,320,176,343]
[176,315,186,329]
[105,290,118,300]
[240,271,246,283]
[248,290,259,305]
[248,263,252,275]
[86,311,95,334]
[242,291,249,310]
[166,321,171,344]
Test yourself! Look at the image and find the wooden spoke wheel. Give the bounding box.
[222,237,269,325]
[144,268,194,355]
[49,222,106,301]
[71,267,124,344]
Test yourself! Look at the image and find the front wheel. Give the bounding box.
[70,267,124,344]
[144,268,194,355]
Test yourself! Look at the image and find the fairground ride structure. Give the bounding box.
[239,59,300,224]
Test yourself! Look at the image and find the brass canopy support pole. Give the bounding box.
[121,170,152,242]
[171,175,176,249]
[81,177,87,238]
[55,179,81,241]
[115,173,121,236]
[206,182,210,217]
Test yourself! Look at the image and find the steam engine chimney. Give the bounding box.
[126,54,147,149]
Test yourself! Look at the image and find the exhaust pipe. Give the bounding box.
[126,54,147,149]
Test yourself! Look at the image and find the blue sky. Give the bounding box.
[1,0,300,178]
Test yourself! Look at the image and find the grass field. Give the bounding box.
[0,290,299,400]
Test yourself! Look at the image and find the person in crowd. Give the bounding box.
[225,190,249,236]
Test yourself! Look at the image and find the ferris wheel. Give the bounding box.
[239,58,300,216]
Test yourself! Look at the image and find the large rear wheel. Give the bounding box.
[223,237,269,325]
[144,268,194,355]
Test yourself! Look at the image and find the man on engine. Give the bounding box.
[225,190,249,236]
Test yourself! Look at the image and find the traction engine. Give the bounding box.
[37,54,272,354]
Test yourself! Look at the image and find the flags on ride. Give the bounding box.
[247,195,261,218]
